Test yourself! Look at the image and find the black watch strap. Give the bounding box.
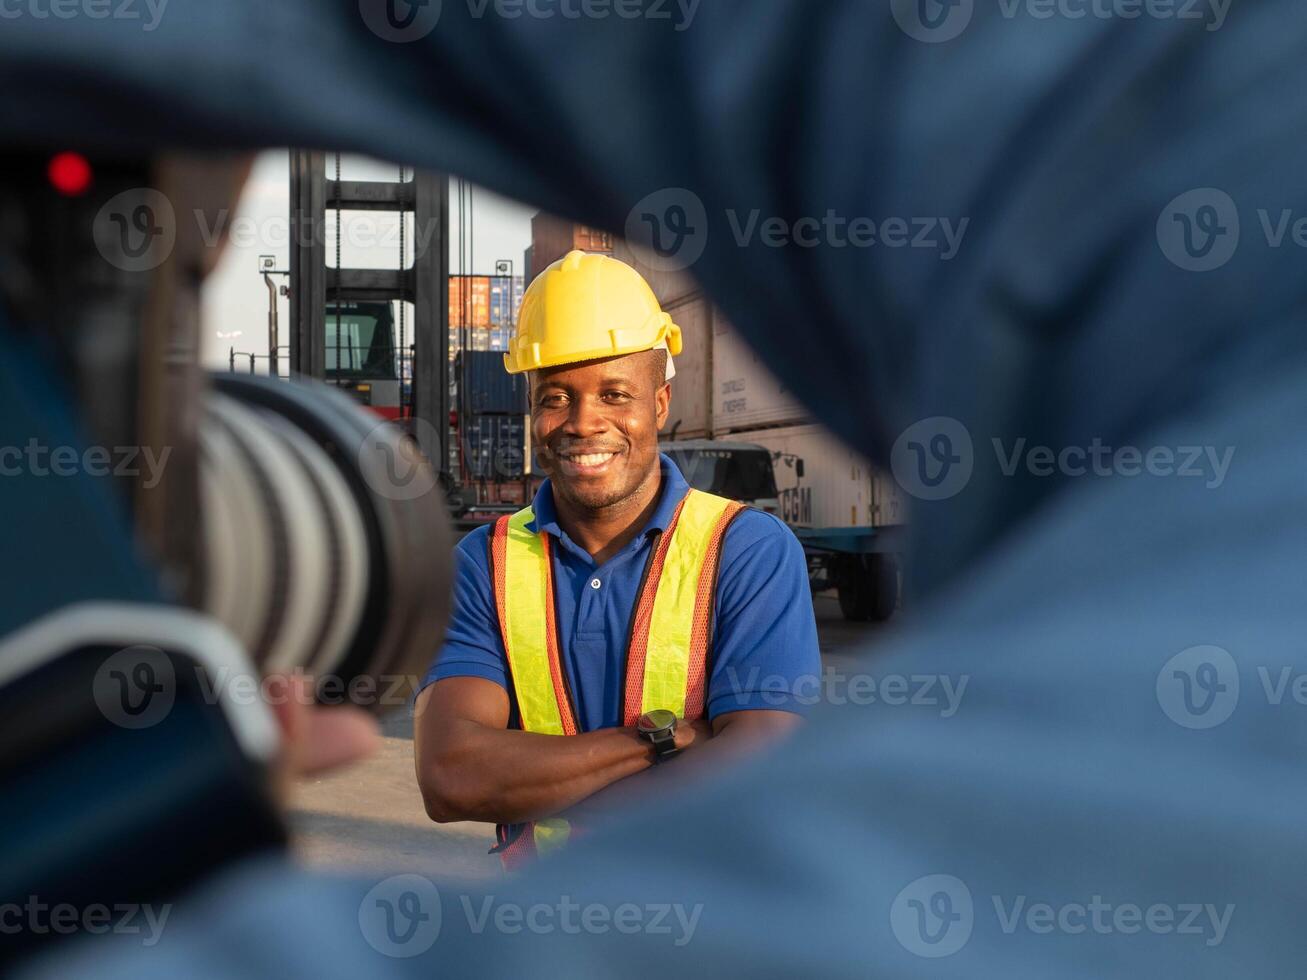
[638,709,679,762]
[647,726,678,761]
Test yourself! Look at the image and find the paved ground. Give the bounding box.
[286,593,895,882]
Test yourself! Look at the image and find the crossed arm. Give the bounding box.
[413,677,799,826]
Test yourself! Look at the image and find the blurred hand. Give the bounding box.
[264,673,381,793]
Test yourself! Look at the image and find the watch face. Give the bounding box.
[638,709,677,734]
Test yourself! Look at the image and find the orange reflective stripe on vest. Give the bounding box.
[487,489,745,870]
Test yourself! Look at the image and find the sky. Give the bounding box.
[201,150,536,369]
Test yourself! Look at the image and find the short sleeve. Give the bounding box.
[420,526,510,693]
[706,511,822,719]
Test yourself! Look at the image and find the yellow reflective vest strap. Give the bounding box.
[639,490,742,718]
[492,507,574,737]
[532,818,572,858]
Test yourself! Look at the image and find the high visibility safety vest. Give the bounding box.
[487,489,746,870]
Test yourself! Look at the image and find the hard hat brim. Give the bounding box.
[503,314,682,375]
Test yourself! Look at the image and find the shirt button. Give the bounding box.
[590,578,602,590]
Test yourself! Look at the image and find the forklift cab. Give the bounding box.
[325,301,404,419]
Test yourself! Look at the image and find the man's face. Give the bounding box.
[531,350,670,512]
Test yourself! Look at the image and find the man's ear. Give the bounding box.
[655,381,671,430]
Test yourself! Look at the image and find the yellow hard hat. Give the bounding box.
[504,250,682,376]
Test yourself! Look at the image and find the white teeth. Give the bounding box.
[567,452,615,467]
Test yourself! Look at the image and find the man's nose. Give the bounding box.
[563,395,608,437]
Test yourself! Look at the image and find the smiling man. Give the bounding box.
[414,250,819,870]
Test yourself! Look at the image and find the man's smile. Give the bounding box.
[555,447,624,477]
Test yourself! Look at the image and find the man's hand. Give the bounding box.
[673,717,713,753]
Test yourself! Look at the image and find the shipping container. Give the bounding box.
[460,414,528,481]
[491,276,525,325]
[711,313,807,434]
[662,294,713,439]
[455,350,528,415]
[739,424,904,530]
[530,212,614,273]
[610,238,701,309]
[471,480,533,509]
[449,326,493,355]
[449,275,492,328]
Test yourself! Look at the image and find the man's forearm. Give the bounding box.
[417,720,655,826]
[563,711,802,823]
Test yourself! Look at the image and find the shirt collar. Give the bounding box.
[528,453,690,539]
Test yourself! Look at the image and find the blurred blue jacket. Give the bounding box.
[9,0,1307,974]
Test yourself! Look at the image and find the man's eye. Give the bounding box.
[603,391,631,402]
[539,393,567,407]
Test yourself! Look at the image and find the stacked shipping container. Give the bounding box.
[454,350,531,505]
[448,275,525,358]
[448,275,525,330]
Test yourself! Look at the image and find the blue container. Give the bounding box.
[457,351,528,415]
[462,415,527,480]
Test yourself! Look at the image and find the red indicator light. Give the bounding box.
[48,152,93,197]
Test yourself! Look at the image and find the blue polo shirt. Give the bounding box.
[424,455,820,730]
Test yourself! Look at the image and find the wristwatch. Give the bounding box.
[637,709,679,762]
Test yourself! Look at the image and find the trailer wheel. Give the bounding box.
[837,554,900,623]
